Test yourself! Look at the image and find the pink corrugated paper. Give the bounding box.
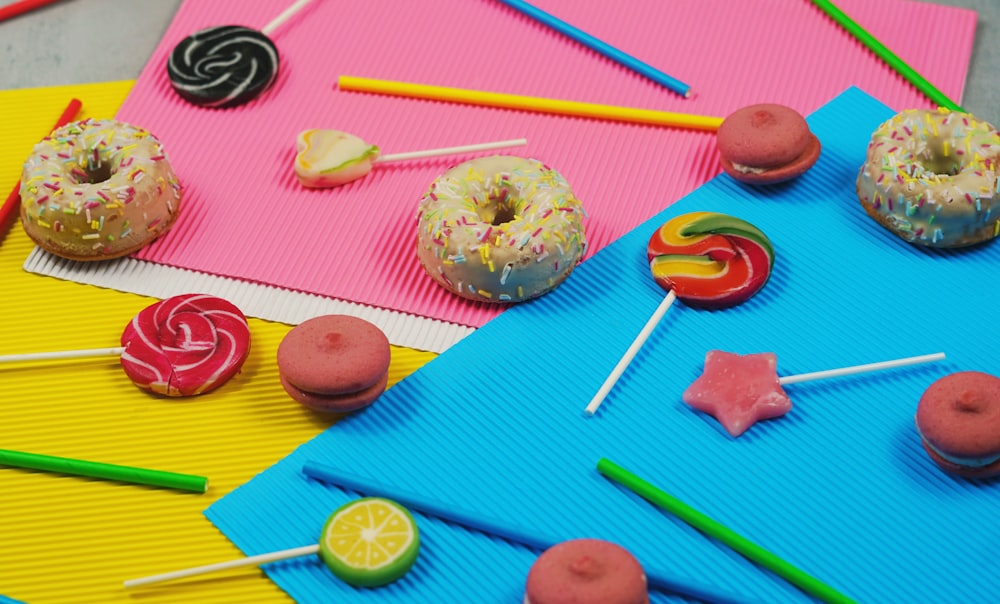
[117,0,975,328]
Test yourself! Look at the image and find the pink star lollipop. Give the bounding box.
[0,294,251,397]
[682,351,791,436]
[684,349,947,436]
[584,211,775,416]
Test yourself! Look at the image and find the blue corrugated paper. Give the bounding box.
[207,87,1000,602]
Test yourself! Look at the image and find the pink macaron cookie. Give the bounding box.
[524,538,648,604]
[915,371,1000,479]
[276,314,391,413]
[716,103,821,185]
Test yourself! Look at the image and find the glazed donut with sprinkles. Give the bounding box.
[416,155,587,303]
[19,118,183,261]
[856,108,1000,248]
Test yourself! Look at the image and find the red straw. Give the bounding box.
[0,0,64,22]
[0,98,82,236]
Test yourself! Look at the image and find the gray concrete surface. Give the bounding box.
[0,0,996,121]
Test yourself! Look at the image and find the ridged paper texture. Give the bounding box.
[24,0,975,336]
[1,83,435,604]
[209,88,1000,603]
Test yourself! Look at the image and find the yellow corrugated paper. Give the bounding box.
[0,81,436,604]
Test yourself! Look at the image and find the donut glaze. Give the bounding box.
[915,371,1000,479]
[19,118,182,261]
[417,156,587,303]
[856,109,1000,248]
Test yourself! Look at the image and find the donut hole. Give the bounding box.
[71,161,114,185]
[918,139,970,176]
[476,188,518,225]
[919,154,964,177]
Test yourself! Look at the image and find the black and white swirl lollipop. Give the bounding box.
[166,0,315,108]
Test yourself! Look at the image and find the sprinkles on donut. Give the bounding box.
[19,118,183,261]
[856,108,1000,248]
[416,155,587,303]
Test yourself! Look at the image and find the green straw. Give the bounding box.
[0,448,208,493]
[809,0,963,112]
[596,458,857,604]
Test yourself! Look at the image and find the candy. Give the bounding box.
[167,26,280,108]
[293,129,528,188]
[647,211,775,309]
[166,0,315,108]
[684,350,946,436]
[584,212,774,416]
[294,130,381,188]
[682,350,791,436]
[120,294,251,397]
[124,496,419,589]
[319,497,421,587]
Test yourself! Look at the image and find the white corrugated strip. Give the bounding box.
[22,246,473,354]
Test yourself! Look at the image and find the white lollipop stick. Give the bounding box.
[375,138,528,163]
[261,0,316,36]
[584,291,677,416]
[777,352,945,385]
[0,347,125,363]
[124,544,319,588]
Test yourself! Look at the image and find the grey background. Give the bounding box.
[1,0,997,122]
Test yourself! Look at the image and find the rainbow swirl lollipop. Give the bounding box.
[584,211,774,416]
[646,211,775,309]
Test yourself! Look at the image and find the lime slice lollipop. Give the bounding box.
[123,496,420,590]
[319,497,421,588]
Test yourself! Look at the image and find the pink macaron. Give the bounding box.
[276,314,391,413]
[524,538,648,604]
[716,103,821,185]
[915,371,1000,479]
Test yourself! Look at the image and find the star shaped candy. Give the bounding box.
[682,350,792,436]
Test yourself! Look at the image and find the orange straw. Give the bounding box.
[0,98,82,236]
[338,75,723,131]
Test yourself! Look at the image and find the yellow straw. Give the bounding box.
[338,75,723,132]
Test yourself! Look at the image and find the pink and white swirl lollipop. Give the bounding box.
[1,294,251,397]
[120,294,251,396]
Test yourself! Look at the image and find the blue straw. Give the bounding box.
[301,460,749,604]
[495,0,691,97]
